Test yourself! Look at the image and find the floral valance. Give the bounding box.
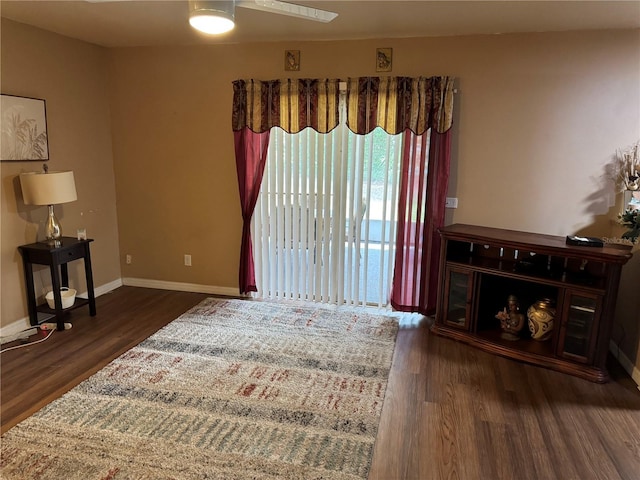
[232,76,455,135]
[232,78,341,134]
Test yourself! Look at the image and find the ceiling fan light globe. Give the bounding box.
[189,14,235,34]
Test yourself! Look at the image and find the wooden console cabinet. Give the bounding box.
[432,224,633,383]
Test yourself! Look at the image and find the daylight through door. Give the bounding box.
[252,114,404,307]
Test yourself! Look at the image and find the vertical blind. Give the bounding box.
[252,97,403,306]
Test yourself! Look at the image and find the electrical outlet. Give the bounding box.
[126,254,132,264]
[184,254,192,266]
[445,197,459,208]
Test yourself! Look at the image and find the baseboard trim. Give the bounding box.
[0,278,124,339]
[610,340,640,391]
[3,277,240,339]
[76,278,123,299]
[122,277,243,298]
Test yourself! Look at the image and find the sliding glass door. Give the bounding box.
[252,122,403,307]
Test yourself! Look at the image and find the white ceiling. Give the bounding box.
[1,1,639,48]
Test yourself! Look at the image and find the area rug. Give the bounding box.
[0,298,399,479]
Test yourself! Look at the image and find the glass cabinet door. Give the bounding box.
[443,267,473,330]
[558,291,601,363]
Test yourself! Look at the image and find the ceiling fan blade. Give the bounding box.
[238,0,338,23]
[85,0,337,25]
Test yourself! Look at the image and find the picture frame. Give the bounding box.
[376,48,393,72]
[284,50,300,71]
[1,94,49,162]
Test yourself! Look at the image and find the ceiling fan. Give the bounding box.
[88,0,339,35]
[190,0,338,34]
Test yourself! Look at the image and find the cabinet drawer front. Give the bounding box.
[54,247,85,264]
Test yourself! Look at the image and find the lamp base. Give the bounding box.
[44,204,62,246]
[42,239,62,247]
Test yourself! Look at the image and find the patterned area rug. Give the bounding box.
[1,298,399,479]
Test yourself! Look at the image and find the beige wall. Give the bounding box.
[2,19,639,376]
[1,19,121,328]
[108,31,640,278]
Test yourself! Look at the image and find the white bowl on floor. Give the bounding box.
[45,288,77,309]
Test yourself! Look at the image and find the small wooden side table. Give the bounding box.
[18,237,96,331]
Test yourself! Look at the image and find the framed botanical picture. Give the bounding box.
[1,94,49,162]
[376,48,393,72]
[284,50,300,71]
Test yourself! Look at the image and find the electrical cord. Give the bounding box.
[0,329,55,354]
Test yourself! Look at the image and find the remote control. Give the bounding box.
[566,235,604,247]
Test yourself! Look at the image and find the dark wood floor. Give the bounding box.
[2,287,640,479]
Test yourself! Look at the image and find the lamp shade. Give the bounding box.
[20,171,77,206]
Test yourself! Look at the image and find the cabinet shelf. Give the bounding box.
[475,328,555,358]
[433,224,632,383]
[35,298,89,316]
[446,258,607,293]
[570,305,596,313]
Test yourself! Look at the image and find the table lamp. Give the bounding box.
[20,165,77,244]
